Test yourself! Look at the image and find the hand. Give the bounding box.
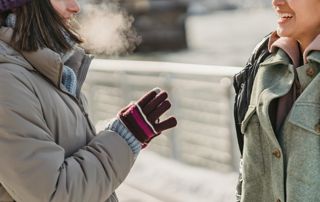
[118,88,177,147]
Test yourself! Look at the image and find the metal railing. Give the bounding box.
[83,59,242,172]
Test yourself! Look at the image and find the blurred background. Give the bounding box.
[79,0,277,201]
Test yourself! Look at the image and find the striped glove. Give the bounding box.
[118,88,177,147]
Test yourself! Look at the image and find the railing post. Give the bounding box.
[164,72,180,161]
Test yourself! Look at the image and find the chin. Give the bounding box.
[276,28,290,38]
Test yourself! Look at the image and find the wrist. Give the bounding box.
[106,118,142,155]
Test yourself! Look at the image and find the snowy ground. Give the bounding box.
[117,151,238,202]
[96,121,238,202]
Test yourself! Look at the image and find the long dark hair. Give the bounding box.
[6,0,83,53]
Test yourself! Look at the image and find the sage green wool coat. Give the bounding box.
[241,49,320,202]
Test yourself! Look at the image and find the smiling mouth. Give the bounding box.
[277,13,293,24]
[279,13,293,19]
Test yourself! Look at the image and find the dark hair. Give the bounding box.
[8,0,83,52]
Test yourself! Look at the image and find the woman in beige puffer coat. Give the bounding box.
[0,0,177,201]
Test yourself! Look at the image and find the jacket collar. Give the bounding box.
[267,31,320,66]
[0,27,64,87]
[268,32,300,67]
[306,51,320,64]
[265,44,320,67]
[260,48,291,67]
[304,34,320,64]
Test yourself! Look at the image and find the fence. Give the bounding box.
[83,59,242,172]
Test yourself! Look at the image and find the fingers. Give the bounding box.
[148,100,171,123]
[152,87,161,94]
[154,117,177,132]
[136,88,159,108]
[143,91,168,114]
[136,88,177,133]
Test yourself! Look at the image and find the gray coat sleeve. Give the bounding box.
[0,68,134,202]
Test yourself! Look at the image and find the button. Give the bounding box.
[272,149,281,159]
[306,66,316,77]
[315,123,320,133]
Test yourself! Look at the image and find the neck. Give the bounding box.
[297,33,320,53]
[298,39,310,53]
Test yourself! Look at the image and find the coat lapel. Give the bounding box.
[250,49,295,138]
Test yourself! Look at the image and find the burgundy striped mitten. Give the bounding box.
[118,88,177,148]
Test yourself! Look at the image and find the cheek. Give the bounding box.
[299,13,320,30]
[50,0,66,16]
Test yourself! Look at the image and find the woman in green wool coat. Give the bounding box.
[0,0,177,201]
[235,0,320,201]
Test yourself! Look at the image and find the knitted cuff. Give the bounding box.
[105,118,141,156]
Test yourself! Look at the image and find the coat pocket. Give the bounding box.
[241,106,265,182]
[241,105,258,134]
[285,103,320,189]
[288,103,320,136]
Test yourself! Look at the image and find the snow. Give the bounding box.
[117,151,238,202]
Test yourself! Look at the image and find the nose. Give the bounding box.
[67,0,80,14]
[272,0,286,7]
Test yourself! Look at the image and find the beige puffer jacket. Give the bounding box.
[0,27,134,202]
